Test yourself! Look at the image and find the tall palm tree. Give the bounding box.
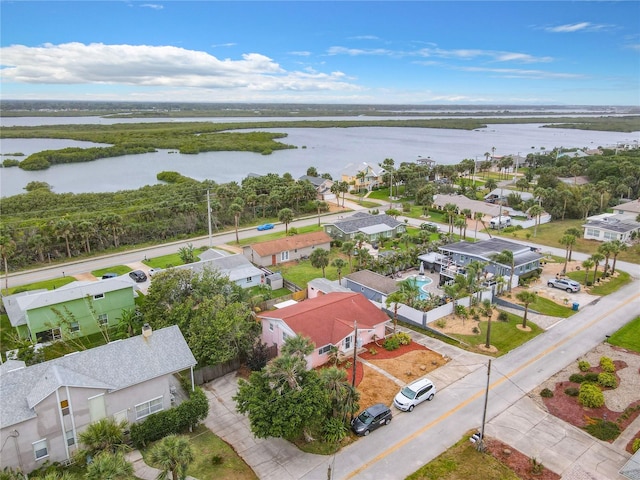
[608,239,627,274]
[385,290,406,334]
[319,367,360,421]
[443,203,458,234]
[310,248,330,277]
[491,250,515,292]
[590,252,604,283]
[229,202,243,244]
[564,227,582,261]
[331,258,347,285]
[341,241,355,272]
[0,227,16,293]
[54,217,74,258]
[598,242,613,275]
[515,290,537,329]
[265,353,309,392]
[454,216,467,239]
[278,208,294,235]
[398,277,420,308]
[315,200,328,226]
[581,259,594,285]
[473,211,483,240]
[86,451,134,480]
[148,435,194,480]
[559,234,576,273]
[280,334,314,358]
[528,204,544,238]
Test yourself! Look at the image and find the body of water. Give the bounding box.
[1,120,638,197]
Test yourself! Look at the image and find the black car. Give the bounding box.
[351,403,392,436]
[129,270,148,283]
[101,272,118,279]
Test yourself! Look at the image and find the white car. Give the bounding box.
[393,378,436,412]
[547,278,580,293]
[148,268,163,277]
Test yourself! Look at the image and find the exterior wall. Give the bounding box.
[324,225,405,243]
[25,289,135,342]
[583,227,636,243]
[233,275,263,289]
[0,376,175,473]
[247,242,331,267]
[344,280,384,303]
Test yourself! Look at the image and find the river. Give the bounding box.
[1,118,638,197]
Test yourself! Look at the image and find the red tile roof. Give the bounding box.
[250,231,332,257]
[259,292,389,346]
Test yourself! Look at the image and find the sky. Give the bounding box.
[1,1,639,106]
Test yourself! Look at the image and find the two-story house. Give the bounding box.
[340,162,383,192]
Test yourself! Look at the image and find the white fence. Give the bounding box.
[513,214,552,230]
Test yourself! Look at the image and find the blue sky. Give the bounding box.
[1,1,639,105]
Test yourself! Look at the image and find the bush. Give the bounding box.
[599,356,615,373]
[384,336,400,351]
[598,372,618,388]
[578,383,605,408]
[472,327,480,334]
[497,312,509,322]
[633,438,640,453]
[540,388,553,398]
[578,360,590,372]
[584,372,599,383]
[584,418,620,441]
[395,332,412,346]
[564,387,579,397]
[569,373,585,383]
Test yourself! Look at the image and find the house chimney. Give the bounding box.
[142,323,152,339]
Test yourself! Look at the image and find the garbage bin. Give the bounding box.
[572,302,579,311]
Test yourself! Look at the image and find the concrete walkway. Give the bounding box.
[125,449,198,480]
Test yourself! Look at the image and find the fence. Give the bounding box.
[193,345,278,385]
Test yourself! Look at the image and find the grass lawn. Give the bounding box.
[234,224,322,247]
[272,250,352,288]
[91,265,133,277]
[142,425,257,480]
[607,316,640,352]
[566,269,631,295]
[406,433,519,480]
[527,294,576,318]
[143,252,187,269]
[451,310,543,356]
[5,276,75,295]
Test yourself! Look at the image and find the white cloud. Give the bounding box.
[211,43,236,48]
[327,46,395,56]
[0,42,358,92]
[140,3,164,10]
[456,66,585,80]
[544,22,612,33]
[348,35,380,41]
[289,51,312,56]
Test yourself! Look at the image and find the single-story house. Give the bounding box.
[323,212,406,243]
[298,175,336,202]
[243,231,332,267]
[0,325,196,474]
[433,194,512,218]
[582,213,640,243]
[612,199,640,217]
[175,250,265,288]
[438,238,543,289]
[484,188,534,204]
[344,269,400,303]
[258,292,390,368]
[307,278,351,299]
[3,278,136,343]
[341,162,383,192]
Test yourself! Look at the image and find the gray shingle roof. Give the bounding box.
[439,239,542,268]
[175,253,264,283]
[582,217,640,233]
[0,325,196,428]
[345,270,399,295]
[326,212,402,235]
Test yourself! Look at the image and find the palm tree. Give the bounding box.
[608,239,627,274]
[559,234,576,273]
[76,220,95,254]
[116,308,140,338]
[78,417,129,456]
[332,258,347,285]
[454,216,467,239]
[309,248,330,277]
[581,259,594,284]
[528,204,544,238]
[398,277,420,308]
[341,241,355,272]
[564,228,582,261]
[598,242,613,275]
[473,212,483,240]
[491,250,515,292]
[229,202,243,244]
[0,227,16,293]
[385,290,406,334]
[319,367,360,421]
[515,290,537,329]
[443,203,458,234]
[148,434,194,480]
[278,208,294,235]
[590,252,605,283]
[54,217,74,258]
[265,352,309,392]
[86,451,134,480]
[280,334,314,358]
[484,178,498,192]
[315,200,328,226]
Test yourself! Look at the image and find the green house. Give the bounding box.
[4,278,136,343]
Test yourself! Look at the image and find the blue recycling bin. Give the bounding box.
[572,302,579,311]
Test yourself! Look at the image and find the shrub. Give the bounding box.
[540,388,553,398]
[578,360,590,372]
[584,419,620,441]
[584,372,599,383]
[599,356,615,373]
[384,336,400,351]
[569,373,585,383]
[564,387,579,397]
[598,372,618,388]
[368,348,378,355]
[395,332,412,346]
[578,383,605,408]
[497,312,509,322]
[435,319,447,329]
[472,327,480,334]
[633,438,640,453]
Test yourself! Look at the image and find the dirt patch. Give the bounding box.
[357,365,399,408]
[485,437,561,480]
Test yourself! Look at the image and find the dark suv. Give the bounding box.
[129,270,148,283]
[351,403,392,436]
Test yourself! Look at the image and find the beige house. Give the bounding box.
[243,231,332,267]
[0,325,196,474]
[341,162,383,192]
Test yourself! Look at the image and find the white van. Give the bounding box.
[490,215,512,229]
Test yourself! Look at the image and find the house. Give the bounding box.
[258,292,390,368]
[307,277,351,299]
[340,162,383,192]
[612,199,640,217]
[323,212,406,243]
[582,214,640,243]
[344,270,399,303]
[484,188,534,204]
[175,250,265,288]
[437,238,543,289]
[433,194,511,218]
[3,278,136,343]
[243,232,332,267]
[298,175,336,202]
[0,325,196,474]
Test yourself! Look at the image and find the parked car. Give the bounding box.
[101,272,118,279]
[148,268,162,277]
[547,277,581,293]
[420,222,442,232]
[257,223,275,231]
[129,270,148,283]
[393,378,436,412]
[351,403,392,436]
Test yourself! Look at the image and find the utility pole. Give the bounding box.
[206,189,213,248]
[351,320,358,387]
[477,358,492,452]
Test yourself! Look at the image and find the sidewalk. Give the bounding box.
[125,448,198,480]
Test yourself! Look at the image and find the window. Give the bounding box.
[69,322,80,333]
[65,430,75,447]
[88,394,106,422]
[98,314,108,327]
[345,335,352,349]
[280,251,290,261]
[319,344,332,355]
[282,332,289,341]
[135,397,163,420]
[33,439,48,460]
[60,399,70,415]
[269,322,274,332]
[586,228,600,237]
[603,231,617,240]
[246,277,252,283]
[93,293,105,300]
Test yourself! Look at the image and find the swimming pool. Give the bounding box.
[414,275,433,300]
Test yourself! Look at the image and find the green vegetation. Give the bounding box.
[406,433,520,480]
[566,270,632,295]
[452,310,543,356]
[5,276,75,294]
[143,252,188,269]
[91,265,132,277]
[527,294,576,318]
[607,316,640,351]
